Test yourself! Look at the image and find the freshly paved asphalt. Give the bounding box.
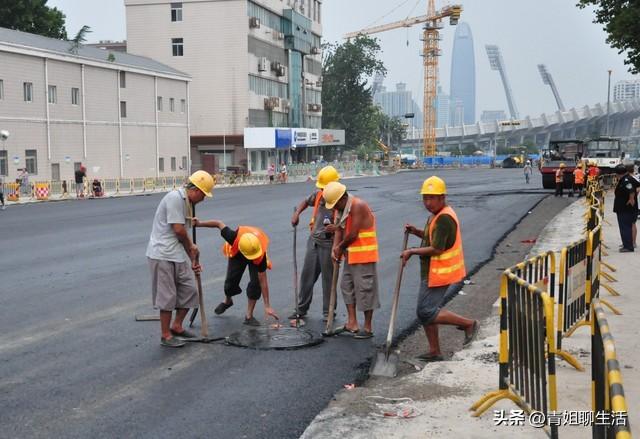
[0,168,550,438]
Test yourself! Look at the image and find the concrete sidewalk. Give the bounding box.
[301,193,637,439]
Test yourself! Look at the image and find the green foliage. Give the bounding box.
[69,25,91,54]
[0,0,67,39]
[321,36,387,150]
[107,52,116,62]
[377,111,407,148]
[577,0,640,74]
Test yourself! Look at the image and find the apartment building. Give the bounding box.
[125,0,323,173]
[0,27,190,181]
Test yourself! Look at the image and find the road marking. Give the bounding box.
[0,275,225,355]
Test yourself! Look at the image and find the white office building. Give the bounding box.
[125,0,324,173]
[0,27,190,181]
[613,79,640,102]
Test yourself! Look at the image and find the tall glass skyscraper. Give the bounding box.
[449,22,476,125]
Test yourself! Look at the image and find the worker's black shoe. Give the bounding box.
[243,316,261,326]
[215,300,233,315]
[160,337,186,348]
[287,311,306,320]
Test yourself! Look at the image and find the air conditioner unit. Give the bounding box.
[258,57,268,72]
[270,97,280,108]
[270,61,281,72]
[310,46,320,55]
[264,97,276,110]
[282,100,290,111]
[315,80,322,87]
[276,66,287,77]
[307,103,322,112]
[249,17,261,29]
[275,32,285,41]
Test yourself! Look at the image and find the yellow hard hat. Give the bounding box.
[188,170,214,197]
[559,163,566,168]
[590,160,597,166]
[420,176,447,195]
[316,165,340,189]
[238,233,263,260]
[322,181,347,209]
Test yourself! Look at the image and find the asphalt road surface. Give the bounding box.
[0,168,550,439]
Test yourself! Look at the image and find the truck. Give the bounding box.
[581,136,624,174]
[539,140,585,189]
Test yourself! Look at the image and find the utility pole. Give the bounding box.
[606,69,612,136]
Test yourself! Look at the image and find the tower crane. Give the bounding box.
[345,1,462,157]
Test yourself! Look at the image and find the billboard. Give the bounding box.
[319,129,346,146]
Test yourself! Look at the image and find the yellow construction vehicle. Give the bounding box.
[376,139,401,167]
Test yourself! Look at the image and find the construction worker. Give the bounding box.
[193,220,279,325]
[146,170,214,348]
[588,160,601,181]
[289,165,340,322]
[322,181,379,339]
[523,160,533,184]
[401,176,478,361]
[555,163,566,197]
[572,162,585,197]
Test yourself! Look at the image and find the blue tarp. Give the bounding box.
[422,154,540,166]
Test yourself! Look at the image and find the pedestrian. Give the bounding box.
[587,160,600,182]
[613,164,638,252]
[554,163,565,197]
[279,162,288,184]
[322,181,379,339]
[626,163,640,248]
[75,165,87,198]
[267,163,275,184]
[194,220,279,326]
[146,170,214,347]
[19,168,29,196]
[289,165,341,322]
[401,176,479,361]
[572,162,585,197]
[523,160,532,184]
[0,174,5,210]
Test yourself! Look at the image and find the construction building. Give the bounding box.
[0,27,190,181]
[125,0,324,173]
[614,79,640,102]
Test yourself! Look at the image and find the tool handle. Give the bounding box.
[292,206,300,323]
[191,203,197,244]
[324,259,340,334]
[385,230,410,353]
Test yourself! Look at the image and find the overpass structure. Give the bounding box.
[404,98,640,151]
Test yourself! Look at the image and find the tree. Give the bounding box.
[377,112,407,149]
[321,36,386,150]
[577,0,640,74]
[0,1,67,39]
[69,25,92,54]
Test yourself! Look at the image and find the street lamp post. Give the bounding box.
[606,69,612,136]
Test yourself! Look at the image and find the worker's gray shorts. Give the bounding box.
[148,258,198,311]
[341,262,380,312]
[416,280,463,325]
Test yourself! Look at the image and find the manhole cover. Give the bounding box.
[226,326,324,350]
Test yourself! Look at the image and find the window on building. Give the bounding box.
[172,38,184,56]
[71,87,80,105]
[120,101,127,118]
[0,150,7,176]
[48,85,57,104]
[157,96,163,111]
[171,2,183,21]
[0,79,3,100]
[171,157,176,171]
[248,75,289,98]
[25,149,37,174]
[120,71,126,88]
[159,157,165,172]
[23,82,33,102]
[170,97,175,112]
[180,98,186,113]
[181,156,187,170]
[74,162,82,171]
[51,163,60,181]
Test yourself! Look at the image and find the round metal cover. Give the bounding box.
[226,326,324,350]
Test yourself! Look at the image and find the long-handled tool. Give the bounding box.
[322,259,341,336]
[291,206,303,328]
[370,230,410,377]
[189,205,200,328]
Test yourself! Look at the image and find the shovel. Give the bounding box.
[322,259,341,336]
[370,230,409,377]
[290,207,303,328]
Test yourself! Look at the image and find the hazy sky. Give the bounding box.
[49,0,638,120]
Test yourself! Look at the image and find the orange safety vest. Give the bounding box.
[427,206,466,288]
[221,226,272,269]
[309,191,323,231]
[345,197,379,265]
[573,168,585,185]
[555,169,564,183]
[588,166,600,180]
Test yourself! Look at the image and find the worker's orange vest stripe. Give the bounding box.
[588,167,600,180]
[555,169,564,183]
[309,191,323,231]
[573,169,585,184]
[427,206,466,287]
[221,226,272,269]
[345,197,379,265]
